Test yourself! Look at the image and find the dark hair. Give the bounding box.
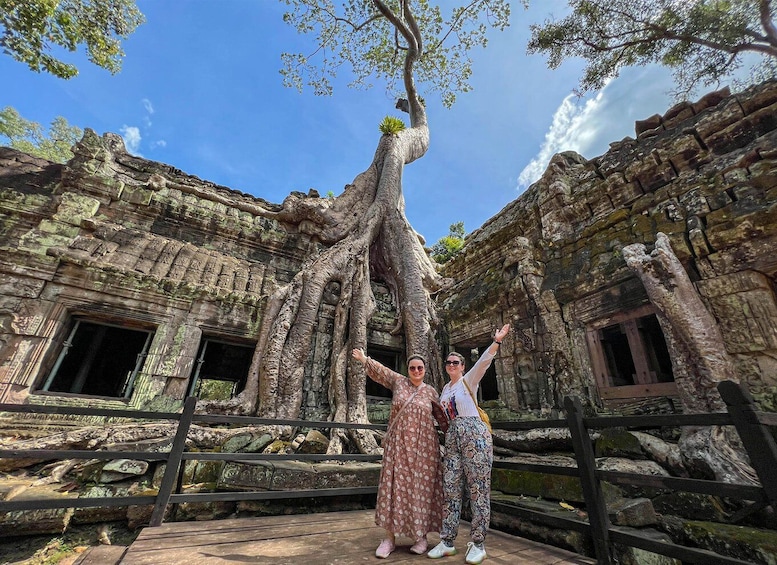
[445,351,465,366]
[407,354,426,366]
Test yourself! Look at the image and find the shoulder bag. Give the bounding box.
[431,400,449,433]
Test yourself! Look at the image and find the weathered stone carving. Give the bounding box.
[1,80,776,428]
[440,80,777,416]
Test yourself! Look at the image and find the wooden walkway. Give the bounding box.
[76,510,596,565]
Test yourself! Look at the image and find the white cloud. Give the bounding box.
[118,99,159,155]
[516,66,678,192]
[120,125,142,155]
[516,88,608,191]
[141,99,154,128]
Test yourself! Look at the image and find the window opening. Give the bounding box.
[600,325,636,386]
[188,338,254,401]
[587,310,674,395]
[366,349,399,399]
[41,320,153,398]
[639,315,674,383]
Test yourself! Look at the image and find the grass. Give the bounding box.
[0,523,140,565]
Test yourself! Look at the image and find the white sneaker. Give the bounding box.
[465,542,487,564]
[427,540,457,558]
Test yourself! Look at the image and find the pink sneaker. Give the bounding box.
[410,537,428,554]
[375,539,395,558]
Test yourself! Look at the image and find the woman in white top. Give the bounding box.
[427,324,510,565]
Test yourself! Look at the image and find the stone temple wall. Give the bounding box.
[0,129,349,416]
[439,80,777,415]
[1,80,776,420]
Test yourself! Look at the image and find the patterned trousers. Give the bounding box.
[440,416,493,544]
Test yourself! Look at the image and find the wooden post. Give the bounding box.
[585,329,611,388]
[623,319,652,385]
[565,396,613,564]
[149,396,197,527]
[718,380,777,510]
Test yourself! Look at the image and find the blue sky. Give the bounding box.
[2,1,705,245]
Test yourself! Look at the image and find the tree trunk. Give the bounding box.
[203,2,445,454]
[622,232,738,412]
[622,232,757,484]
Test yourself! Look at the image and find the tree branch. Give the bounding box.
[759,0,777,46]
[431,0,481,52]
[372,0,415,50]
[371,0,425,127]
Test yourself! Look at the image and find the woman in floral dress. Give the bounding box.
[352,348,444,558]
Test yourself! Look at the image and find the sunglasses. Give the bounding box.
[408,366,425,372]
[445,360,461,366]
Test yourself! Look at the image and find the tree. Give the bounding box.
[527,0,777,98]
[203,1,514,455]
[0,106,82,162]
[0,0,144,79]
[431,221,465,263]
[279,1,513,108]
[623,233,758,485]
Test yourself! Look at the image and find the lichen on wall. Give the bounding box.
[439,80,777,415]
[1,80,777,420]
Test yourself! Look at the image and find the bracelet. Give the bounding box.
[495,340,502,345]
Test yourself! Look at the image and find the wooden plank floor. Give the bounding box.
[117,509,596,564]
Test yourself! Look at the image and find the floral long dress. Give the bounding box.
[364,357,444,540]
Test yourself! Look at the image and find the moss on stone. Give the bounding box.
[595,428,644,458]
[679,519,777,563]
[749,386,777,412]
[491,467,623,505]
[492,468,582,502]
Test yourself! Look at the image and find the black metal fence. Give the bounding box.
[1,380,776,564]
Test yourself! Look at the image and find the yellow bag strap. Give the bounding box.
[462,379,480,408]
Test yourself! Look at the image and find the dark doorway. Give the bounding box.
[471,344,499,401]
[365,349,400,399]
[188,338,255,401]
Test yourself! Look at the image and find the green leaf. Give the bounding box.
[378,115,406,134]
[527,0,777,99]
[0,0,144,78]
[0,106,82,162]
[280,1,515,108]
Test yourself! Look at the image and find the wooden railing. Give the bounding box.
[0,398,383,526]
[1,380,776,564]
[491,380,777,565]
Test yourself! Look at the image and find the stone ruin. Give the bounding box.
[439,80,777,418]
[1,80,777,563]
[2,81,776,420]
